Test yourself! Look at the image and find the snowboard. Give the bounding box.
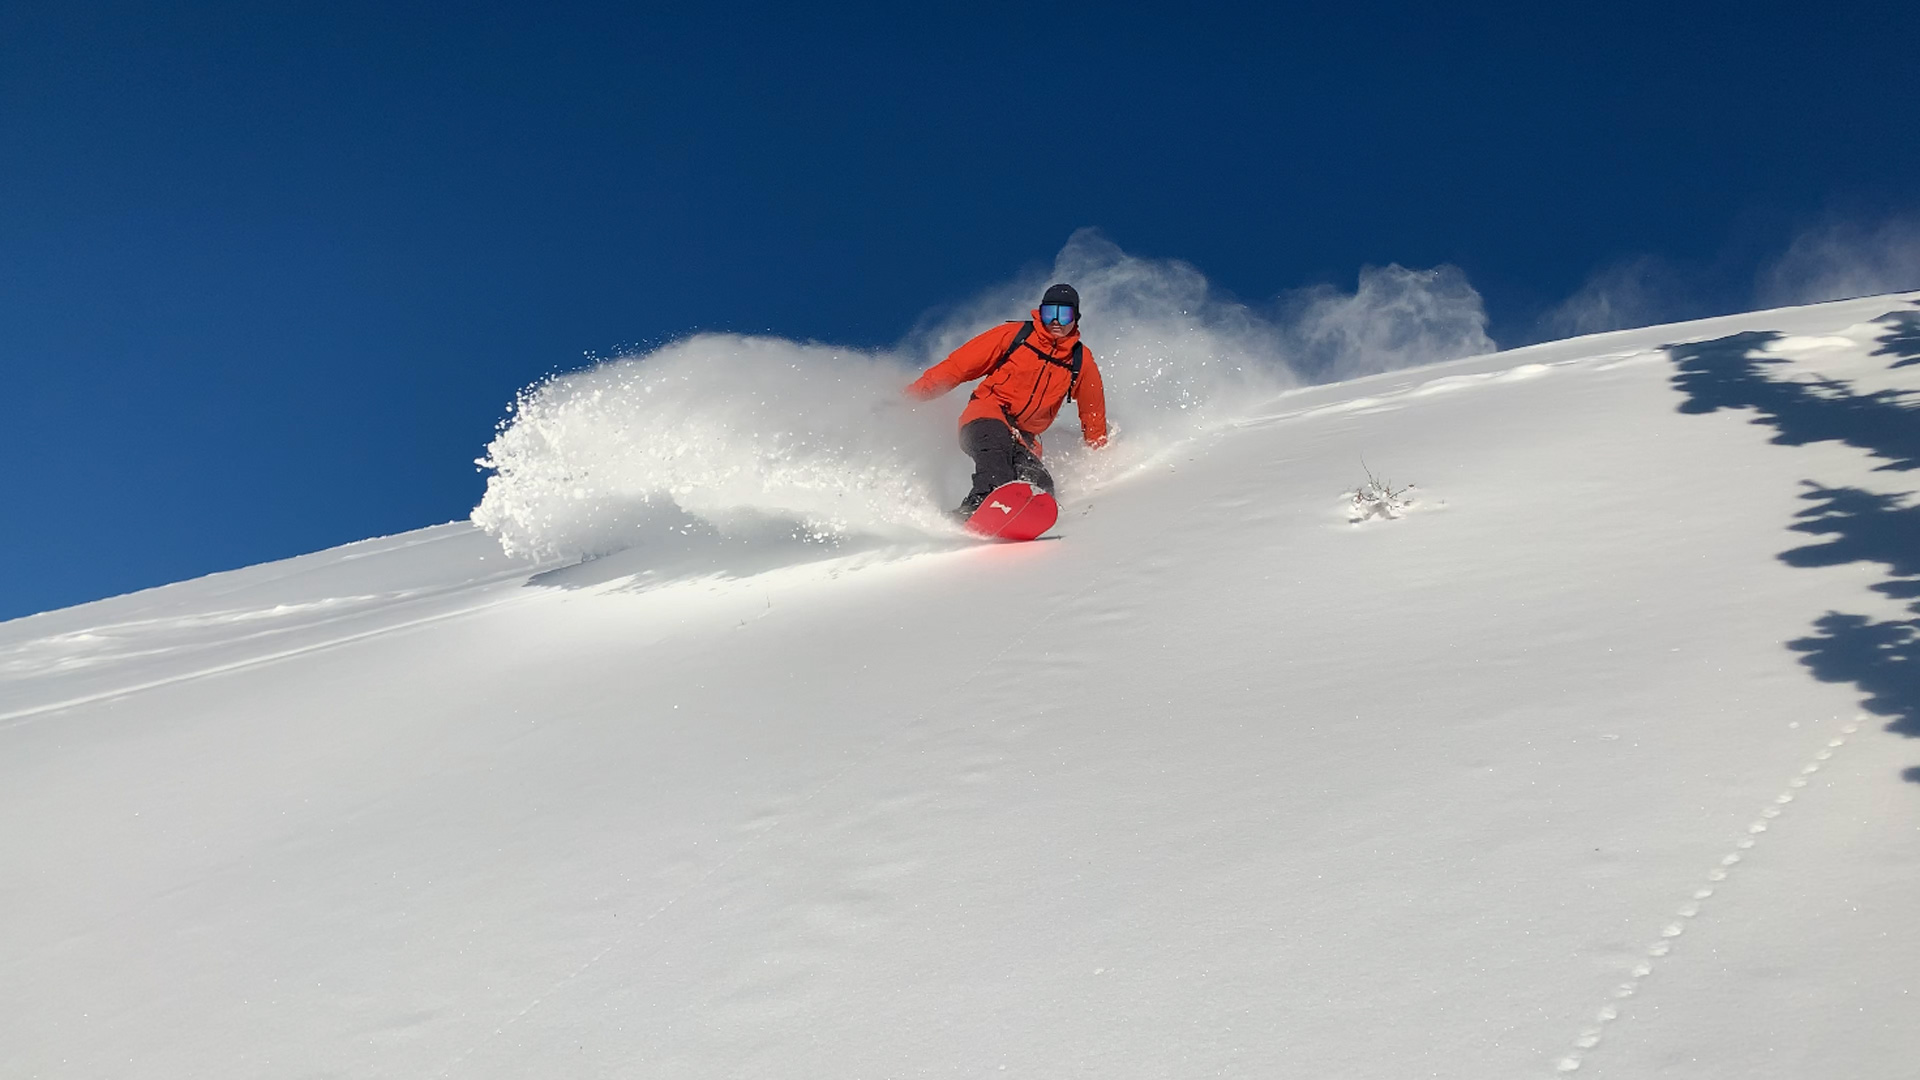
[963,481,1058,542]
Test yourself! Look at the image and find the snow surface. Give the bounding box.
[4,293,1919,1078]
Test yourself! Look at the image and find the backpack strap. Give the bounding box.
[976,320,1085,412]
[983,320,1035,380]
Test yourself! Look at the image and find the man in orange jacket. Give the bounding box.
[907,283,1110,517]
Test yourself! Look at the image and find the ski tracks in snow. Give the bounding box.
[0,576,539,729]
[1551,716,1867,1074]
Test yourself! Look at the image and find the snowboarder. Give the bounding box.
[907,283,1110,518]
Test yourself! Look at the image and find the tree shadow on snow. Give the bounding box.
[1667,313,1920,784]
[1780,485,1920,745]
[1873,309,1920,368]
[1670,326,1920,471]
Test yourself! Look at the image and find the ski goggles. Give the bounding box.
[1040,303,1077,326]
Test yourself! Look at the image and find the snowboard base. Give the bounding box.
[963,481,1058,542]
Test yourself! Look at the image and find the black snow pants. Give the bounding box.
[959,417,1054,512]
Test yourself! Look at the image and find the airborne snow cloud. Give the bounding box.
[1537,254,1699,340]
[474,231,1499,562]
[1532,211,1920,341]
[1758,213,1920,306]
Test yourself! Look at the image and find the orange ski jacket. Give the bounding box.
[906,312,1109,452]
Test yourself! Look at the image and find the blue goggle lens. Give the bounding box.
[1041,303,1077,325]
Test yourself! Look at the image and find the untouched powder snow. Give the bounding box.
[4,293,1919,1078]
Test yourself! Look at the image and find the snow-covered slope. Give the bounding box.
[4,294,1918,1079]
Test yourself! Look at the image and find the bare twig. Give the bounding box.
[1349,457,1415,523]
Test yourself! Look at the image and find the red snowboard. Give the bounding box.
[963,481,1058,542]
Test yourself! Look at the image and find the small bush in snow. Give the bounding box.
[1348,461,1414,523]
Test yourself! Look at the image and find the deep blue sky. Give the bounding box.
[5,1,1916,620]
